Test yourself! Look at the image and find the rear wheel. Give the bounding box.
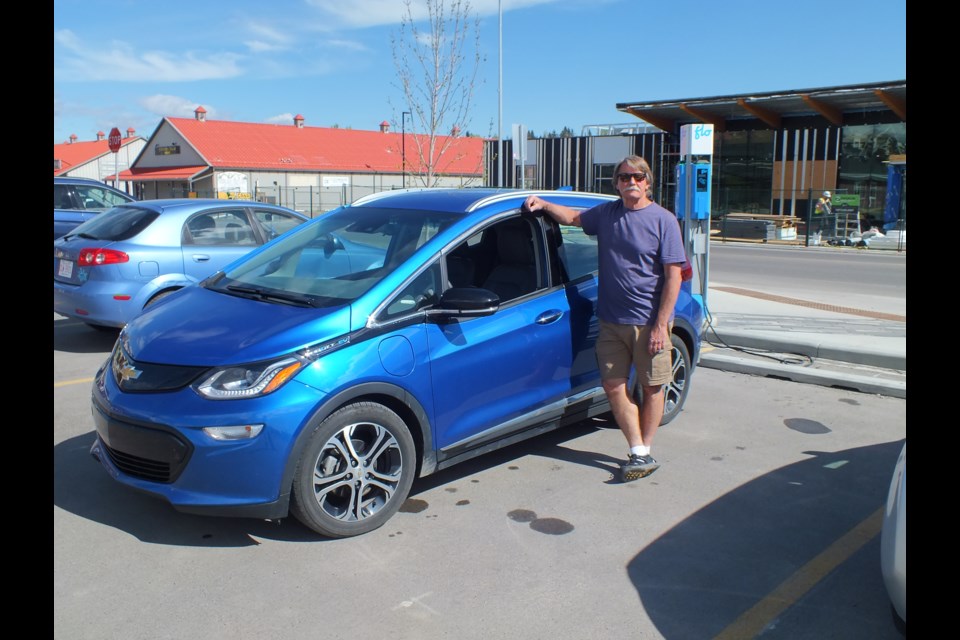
[659,333,691,425]
[627,332,691,426]
[290,402,416,538]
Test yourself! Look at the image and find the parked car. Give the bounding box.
[88,188,705,538]
[880,442,906,630]
[54,176,137,240]
[54,199,309,330]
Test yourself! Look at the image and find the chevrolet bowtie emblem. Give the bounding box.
[114,349,142,384]
[118,362,142,383]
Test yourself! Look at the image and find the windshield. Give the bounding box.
[206,206,459,308]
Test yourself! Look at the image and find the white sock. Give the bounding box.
[630,445,650,457]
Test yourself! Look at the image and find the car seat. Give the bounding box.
[480,219,537,301]
[224,222,254,245]
[188,216,217,243]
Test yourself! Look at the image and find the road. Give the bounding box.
[54,309,907,639]
[707,243,906,317]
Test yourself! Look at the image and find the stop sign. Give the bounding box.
[107,127,122,153]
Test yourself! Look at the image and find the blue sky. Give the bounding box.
[53,0,906,144]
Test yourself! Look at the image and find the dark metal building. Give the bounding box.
[484,80,906,235]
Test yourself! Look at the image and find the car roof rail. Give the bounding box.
[464,189,615,213]
[350,187,434,207]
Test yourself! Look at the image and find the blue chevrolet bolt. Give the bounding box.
[90,188,704,538]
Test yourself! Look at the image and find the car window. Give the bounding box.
[70,205,158,241]
[556,223,598,281]
[54,184,75,209]
[183,209,257,246]
[211,206,459,308]
[253,209,305,241]
[446,216,545,303]
[381,261,441,321]
[75,185,132,210]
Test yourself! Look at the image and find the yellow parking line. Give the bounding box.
[713,507,883,640]
[55,377,94,388]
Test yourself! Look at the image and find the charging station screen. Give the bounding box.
[696,167,708,192]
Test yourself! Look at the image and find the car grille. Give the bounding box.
[112,342,209,392]
[101,442,174,483]
[92,399,193,484]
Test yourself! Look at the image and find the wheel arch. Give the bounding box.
[671,317,700,369]
[276,381,436,517]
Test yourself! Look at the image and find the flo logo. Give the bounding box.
[694,124,713,140]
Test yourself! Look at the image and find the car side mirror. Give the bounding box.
[322,233,345,258]
[429,287,499,318]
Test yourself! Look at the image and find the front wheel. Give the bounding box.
[290,402,416,538]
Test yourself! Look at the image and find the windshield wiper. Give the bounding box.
[225,284,315,307]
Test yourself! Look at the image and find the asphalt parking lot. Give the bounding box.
[54,313,906,639]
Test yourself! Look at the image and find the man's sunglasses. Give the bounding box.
[616,172,647,182]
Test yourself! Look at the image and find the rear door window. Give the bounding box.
[183,209,257,246]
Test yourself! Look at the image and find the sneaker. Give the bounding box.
[620,454,660,482]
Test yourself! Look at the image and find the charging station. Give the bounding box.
[675,123,713,310]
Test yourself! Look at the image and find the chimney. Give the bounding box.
[126,127,135,137]
[96,131,105,141]
[294,114,304,128]
[69,134,78,144]
[451,125,461,137]
[195,106,207,122]
[380,120,390,133]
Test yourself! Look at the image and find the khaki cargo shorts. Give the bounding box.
[596,319,673,386]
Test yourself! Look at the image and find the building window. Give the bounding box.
[838,123,906,226]
[713,129,774,216]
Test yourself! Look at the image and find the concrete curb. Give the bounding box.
[706,328,906,371]
[698,350,906,399]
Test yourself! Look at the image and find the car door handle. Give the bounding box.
[191,254,211,263]
[536,310,564,325]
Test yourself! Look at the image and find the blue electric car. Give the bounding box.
[90,188,705,538]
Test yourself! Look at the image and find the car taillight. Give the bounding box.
[77,248,129,266]
[681,259,693,282]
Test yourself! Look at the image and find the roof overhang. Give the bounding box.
[118,166,210,181]
[616,80,906,133]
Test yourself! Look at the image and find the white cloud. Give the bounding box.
[266,112,297,124]
[323,39,370,52]
[139,95,214,119]
[304,0,562,28]
[54,29,244,82]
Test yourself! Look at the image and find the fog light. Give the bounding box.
[203,424,264,441]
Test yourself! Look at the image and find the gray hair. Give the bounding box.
[612,155,654,200]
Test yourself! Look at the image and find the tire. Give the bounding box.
[85,322,120,333]
[290,402,416,538]
[144,289,178,309]
[628,332,691,426]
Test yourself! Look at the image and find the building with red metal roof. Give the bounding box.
[53,128,146,195]
[121,107,485,215]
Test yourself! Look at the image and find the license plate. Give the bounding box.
[58,259,74,278]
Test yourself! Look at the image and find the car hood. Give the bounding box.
[123,285,352,366]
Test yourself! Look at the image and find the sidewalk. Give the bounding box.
[697,285,906,399]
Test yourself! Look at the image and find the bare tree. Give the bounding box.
[391,0,483,187]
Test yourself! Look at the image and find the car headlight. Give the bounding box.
[195,357,305,399]
[193,335,350,400]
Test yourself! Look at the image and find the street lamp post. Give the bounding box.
[401,111,411,188]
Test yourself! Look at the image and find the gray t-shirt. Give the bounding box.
[580,199,686,326]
